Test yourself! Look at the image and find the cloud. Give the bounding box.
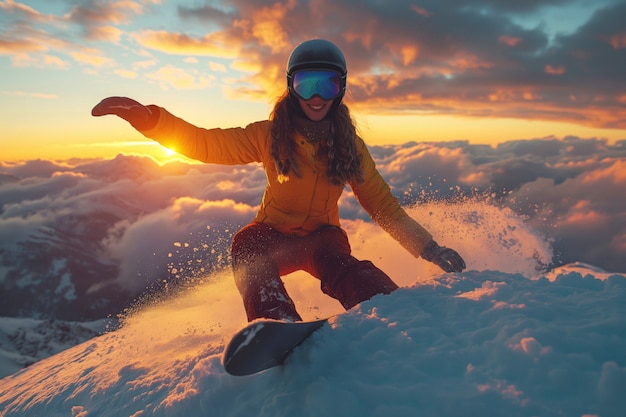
[64,0,148,41]
[3,90,58,99]
[0,0,148,70]
[114,68,138,78]
[0,0,50,22]
[100,196,258,294]
[164,0,626,128]
[70,48,114,67]
[144,64,216,90]
[7,52,69,69]
[511,157,626,272]
[3,0,626,128]
[1,137,624,275]
[0,8,71,59]
[132,30,241,58]
[0,136,624,320]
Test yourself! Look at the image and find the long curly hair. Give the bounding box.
[270,92,364,185]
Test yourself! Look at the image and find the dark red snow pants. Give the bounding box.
[231,222,398,322]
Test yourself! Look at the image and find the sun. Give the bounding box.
[153,145,199,165]
[162,146,177,157]
[147,145,180,163]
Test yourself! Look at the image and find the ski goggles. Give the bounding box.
[289,69,344,100]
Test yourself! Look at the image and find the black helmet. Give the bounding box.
[287,39,347,75]
[286,39,347,102]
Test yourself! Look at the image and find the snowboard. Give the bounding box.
[223,318,328,376]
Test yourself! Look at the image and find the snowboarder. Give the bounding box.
[92,39,466,323]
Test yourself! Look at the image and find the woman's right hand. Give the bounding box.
[91,96,155,130]
[421,239,466,273]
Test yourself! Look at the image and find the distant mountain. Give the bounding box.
[0,204,137,321]
[0,317,108,378]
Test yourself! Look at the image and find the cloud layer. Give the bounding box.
[0,136,624,320]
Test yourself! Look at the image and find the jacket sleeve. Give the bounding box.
[350,138,432,258]
[138,106,269,165]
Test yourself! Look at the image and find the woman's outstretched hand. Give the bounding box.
[421,240,466,273]
[92,96,155,130]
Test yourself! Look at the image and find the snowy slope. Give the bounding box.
[1,264,625,417]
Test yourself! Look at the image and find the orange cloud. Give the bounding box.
[560,200,607,227]
[209,62,227,72]
[581,159,626,184]
[9,52,68,69]
[610,32,626,49]
[612,232,626,253]
[545,65,566,75]
[0,0,48,21]
[498,35,523,47]
[347,74,397,97]
[509,337,552,356]
[448,52,493,70]
[353,82,626,129]
[344,26,375,50]
[400,45,419,66]
[133,30,240,58]
[66,0,143,27]
[411,5,432,17]
[3,90,58,99]
[88,25,123,43]
[488,89,517,102]
[0,38,48,55]
[522,90,542,101]
[114,69,138,79]
[70,48,113,67]
[145,65,215,90]
[246,0,295,53]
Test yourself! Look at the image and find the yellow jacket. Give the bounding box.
[140,107,433,258]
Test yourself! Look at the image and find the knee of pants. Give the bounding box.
[321,259,398,310]
[231,223,276,264]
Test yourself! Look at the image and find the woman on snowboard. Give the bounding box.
[92,39,466,322]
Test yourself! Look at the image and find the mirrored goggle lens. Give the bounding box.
[292,70,342,100]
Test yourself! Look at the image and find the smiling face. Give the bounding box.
[298,96,333,121]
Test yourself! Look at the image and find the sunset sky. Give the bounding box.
[1,0,625,161]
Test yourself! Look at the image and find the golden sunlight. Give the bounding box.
[162,146,177,157]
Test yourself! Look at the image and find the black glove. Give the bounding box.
[421,240,466,273]
[91,96,157,130]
